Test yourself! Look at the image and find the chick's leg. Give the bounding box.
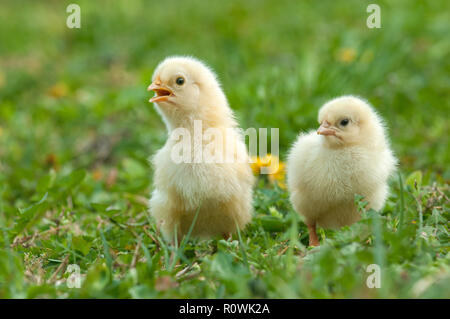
[222,233,232,241]
[307,223,320,246]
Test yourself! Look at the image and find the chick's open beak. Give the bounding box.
[148,82,173,103]
[317,121,336,136]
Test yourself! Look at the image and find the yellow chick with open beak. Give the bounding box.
[287,96,397,246]
[148,56,254,241]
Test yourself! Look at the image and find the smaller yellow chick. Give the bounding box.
[148,56,254,241]
[287,96,397,246]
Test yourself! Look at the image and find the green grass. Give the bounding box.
[0,0,449,298]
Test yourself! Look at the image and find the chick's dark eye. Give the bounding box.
[340,119,349,126]
[176,77,185,85]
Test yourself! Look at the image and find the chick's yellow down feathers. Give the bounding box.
[148,56,254,240]
[287,96,397,246]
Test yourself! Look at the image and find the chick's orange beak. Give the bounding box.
[317,121,336,136]
[148,82,173,103]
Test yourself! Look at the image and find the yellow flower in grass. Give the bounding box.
[250,155,263,174]
[250,154,286,188]
[48,82,68,98]
[336,48,357,63]
[92,169,103,181]
[268,161,286,187]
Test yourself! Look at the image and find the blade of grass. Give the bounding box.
[140,243,153,275]
[235,220,249,269]
[286,212,300,275]
[100,229,113,278]
[169,207,200,271]
[372,210,387,298]
[53,241,87,262]
[397,172,405,232]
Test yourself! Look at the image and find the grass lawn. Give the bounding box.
[0,0,448,298]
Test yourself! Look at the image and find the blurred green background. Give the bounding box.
[0,0,448,298]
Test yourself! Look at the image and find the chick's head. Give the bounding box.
[317,96,385,148]
[148,56,231,128]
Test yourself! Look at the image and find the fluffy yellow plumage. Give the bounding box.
[148,56,254,241]
[287,96,397,246]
